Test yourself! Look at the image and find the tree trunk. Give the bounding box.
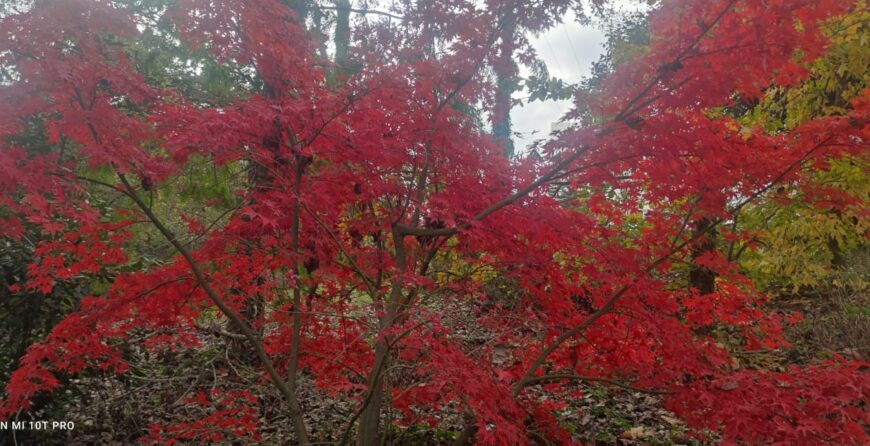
[356,341,387,446]
[357,227,407,445]
[331,0,351,85]
[827,209,846,268]
[492,9,517,158]
[689,217,717,295]
[452,415,478,446]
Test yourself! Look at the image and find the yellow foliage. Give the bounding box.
[736,6,870,290]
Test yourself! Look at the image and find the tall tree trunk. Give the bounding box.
[827,209,847,268]
[827,236,846,268]
[492,9,518,158]
[689,217,718,295]
[332,0,352,85]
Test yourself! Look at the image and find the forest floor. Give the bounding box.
[20,287,868,445]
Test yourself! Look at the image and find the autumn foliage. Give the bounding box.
[0,0,868,444]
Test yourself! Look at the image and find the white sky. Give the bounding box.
[513,16,606,150]
[513,2,650,151]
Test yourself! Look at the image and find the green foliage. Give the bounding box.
[122,0,254,105]
[572,10,651,124]
[582,10,650,92]
[524,60,575,102]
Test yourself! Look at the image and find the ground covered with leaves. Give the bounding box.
[9,280,862,445]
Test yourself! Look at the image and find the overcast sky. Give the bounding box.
[513,2,650,151]
[512,17,605,150]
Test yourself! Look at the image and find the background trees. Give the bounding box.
[0,0,868,445]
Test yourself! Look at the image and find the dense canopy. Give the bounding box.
[0,0,868,444]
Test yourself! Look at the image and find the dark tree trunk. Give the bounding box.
[492,10,517,158]
[689,217,718,295]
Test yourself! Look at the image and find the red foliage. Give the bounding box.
[0,0,868,444]
[141,390,263,445]
[669,361,870,445]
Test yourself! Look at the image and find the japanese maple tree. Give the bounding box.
[0,0,868,445]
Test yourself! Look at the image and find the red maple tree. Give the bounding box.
[0,0,867,444]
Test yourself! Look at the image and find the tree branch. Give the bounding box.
[512,136,838,396]
[115,172,311,445]
[396,146,590,237]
